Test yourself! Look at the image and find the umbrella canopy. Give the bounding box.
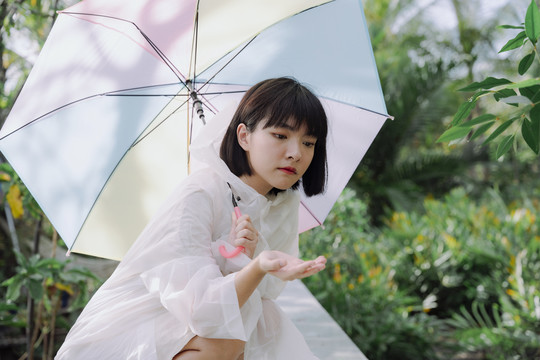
[0,0,390,261]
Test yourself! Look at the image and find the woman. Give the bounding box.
[56,77,328,360]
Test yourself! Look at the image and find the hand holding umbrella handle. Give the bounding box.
[219,206,245,258]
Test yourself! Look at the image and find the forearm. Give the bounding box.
[234,256,266,307]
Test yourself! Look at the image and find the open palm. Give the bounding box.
[259,250,327,281]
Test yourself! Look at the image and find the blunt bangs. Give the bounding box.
[258,82,327,142]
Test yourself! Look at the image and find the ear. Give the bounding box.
[236,123,250,151]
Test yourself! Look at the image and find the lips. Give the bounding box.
[279,167,297,175]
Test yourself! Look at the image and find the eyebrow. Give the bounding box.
[279,123,295,131]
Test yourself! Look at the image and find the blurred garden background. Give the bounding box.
[1,0,539,359]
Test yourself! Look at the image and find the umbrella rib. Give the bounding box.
[300,200,323,228]
[196,0,336,93]
[60,11,187,84]
[67,94,190,251]
[0,83,186,140]
[189,1,201,82]
[130,96,190,148]
[314,96,393,120]
[197,36,258,93]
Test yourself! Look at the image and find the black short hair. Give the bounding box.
[220,77,327,196]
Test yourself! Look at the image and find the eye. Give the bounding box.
[303,141,316,148]
[272,133,287,140]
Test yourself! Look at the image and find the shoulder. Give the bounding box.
[165,168,226,211]
[182,168,225,198]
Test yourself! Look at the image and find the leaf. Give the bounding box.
[461,114,497,128]
[520,85,540,102]
[28,279,44,301]
[499,31,527,53]
[498,24,525,30]
[437,126,471,143]
[13,251,29,269]
[470,121,496,141]
[507,78,540,89]
[452,99,476,126]
[36,258,62,269]
[523,106,540,154]
[499,96,532,105]
[458,77,512,92]
[4,275,24,301]
[496,135,515,159]
[525,0,540,43]
[482,119,515,145]
[519,52,535,75]
[522,118,540,154]
[530,102,540,123]
[493,89,517,102]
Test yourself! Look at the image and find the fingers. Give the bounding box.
[230,212,259,258]
[279,257,327,280]
[299,261,326,278]
[234,215,258,242]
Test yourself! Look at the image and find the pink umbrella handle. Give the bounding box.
[219,245,245,258]
[220,205,244,258]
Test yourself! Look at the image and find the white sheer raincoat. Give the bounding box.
[55,123,318,359]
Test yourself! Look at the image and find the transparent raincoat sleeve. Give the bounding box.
[136,188,262,341]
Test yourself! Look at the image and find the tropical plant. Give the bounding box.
[1,251,101,360]
[438,0,540,159]
[353,0,517,221]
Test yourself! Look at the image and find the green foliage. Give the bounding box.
[438,0,540,158]
[0,251,102,358]
[301,186,540,359]
[301,189,448,360]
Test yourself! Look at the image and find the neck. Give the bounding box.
[239,175,272,195]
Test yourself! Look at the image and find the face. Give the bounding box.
[237,119,317,195]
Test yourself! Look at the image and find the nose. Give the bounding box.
[287,141,302,161]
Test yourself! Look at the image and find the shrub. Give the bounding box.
[301,186,540,359]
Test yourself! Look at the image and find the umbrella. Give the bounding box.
[0,0,390,261]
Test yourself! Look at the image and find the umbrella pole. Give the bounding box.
[186,80,206,125]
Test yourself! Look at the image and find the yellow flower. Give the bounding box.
[333,264,342,284]
[0,173,10,182]
[368,266,382,278]
[357,274,364,284]
[6,184,24,219]
[443,233,458,249]
[506,288,518,298]
[55,283,74,296]
[347,283,354,290]
[509,255,516,269]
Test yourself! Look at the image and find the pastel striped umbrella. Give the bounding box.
[0,0,390,260]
